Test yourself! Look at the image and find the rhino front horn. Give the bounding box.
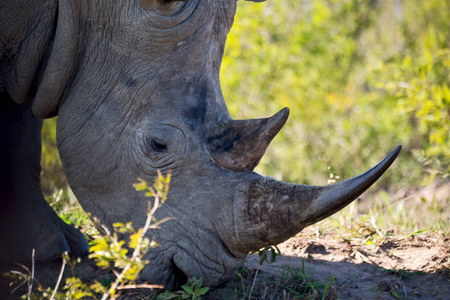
[207,108,289,172]
[228,146,402,254]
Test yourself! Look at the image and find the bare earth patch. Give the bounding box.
[206,233,450,299]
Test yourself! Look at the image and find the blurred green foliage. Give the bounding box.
[222,0,449,187]
[41,117,67,196]
[41,0,449,196]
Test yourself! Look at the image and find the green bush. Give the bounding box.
[221,0,449,186]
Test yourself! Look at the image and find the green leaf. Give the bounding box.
[182,285,194,294]
[197,287,210,295]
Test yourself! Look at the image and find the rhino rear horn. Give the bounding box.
[207,108,289,172]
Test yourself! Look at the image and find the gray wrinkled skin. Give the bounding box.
[54,0,241,287]
[1,0,400,290]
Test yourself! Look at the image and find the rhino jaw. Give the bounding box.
[138,207,248,290]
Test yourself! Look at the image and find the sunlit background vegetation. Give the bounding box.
[41,0,449,236]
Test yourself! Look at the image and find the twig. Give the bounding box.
[402,281,408,298]
[28,249,35,300]
[248,265,260,300]
[50,253,67,300]
[117,283,164,290]
[101,196,160,300]
[10,272,27,294]
[355,250,375,264]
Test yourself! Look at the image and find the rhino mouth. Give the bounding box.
[138,251,189,291]
[170,257,189,290]
[166,232,247,289]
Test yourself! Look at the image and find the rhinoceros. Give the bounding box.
[0,0,401,290]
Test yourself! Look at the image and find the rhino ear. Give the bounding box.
[139,0,188,11]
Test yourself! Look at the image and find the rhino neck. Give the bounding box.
[1,0,58,105]
[32,0,85,119]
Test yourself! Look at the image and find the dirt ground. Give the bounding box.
[206,233,450,299]
[1,232,448,300]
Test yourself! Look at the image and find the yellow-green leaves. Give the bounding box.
[133,170,171,204]
[222,0,449,186]
[19,173,172,299]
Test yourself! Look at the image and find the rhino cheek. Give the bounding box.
[135,173,247,289]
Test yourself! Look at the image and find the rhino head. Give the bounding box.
[32,0,400,289]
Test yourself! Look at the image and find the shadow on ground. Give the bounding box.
[1,233,449,299]
[206,233,450,299]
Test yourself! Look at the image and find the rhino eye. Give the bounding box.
[151,138,167,152]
